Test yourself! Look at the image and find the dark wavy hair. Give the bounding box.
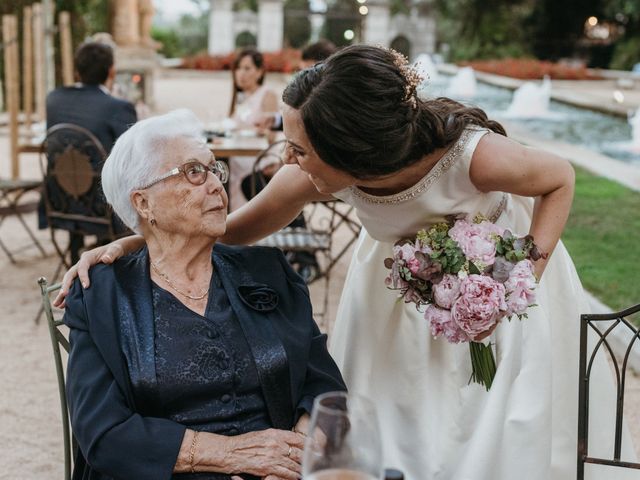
[229,48,266,116]
[282,45,506,179]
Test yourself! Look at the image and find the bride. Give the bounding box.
[55,45,636,479]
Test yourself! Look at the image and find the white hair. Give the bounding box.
[101,109,205,234]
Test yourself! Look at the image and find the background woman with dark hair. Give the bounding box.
[58,45,634,479]
[228,48,279,210]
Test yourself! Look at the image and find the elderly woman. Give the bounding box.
[63,109,346,480]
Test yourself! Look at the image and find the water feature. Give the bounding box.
[604,108,640,157]
[421,76,640,164]
[503,76,563,120]
[445,67,477,99]
[631,109,640,151]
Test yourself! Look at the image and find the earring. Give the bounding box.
[150,218,156,226]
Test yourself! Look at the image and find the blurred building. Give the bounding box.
[207,0,436,59]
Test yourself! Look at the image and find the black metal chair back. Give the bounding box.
[39,123,128,267]
[577,303,640,479]
[249,139,287,198]
[38,277,74,480]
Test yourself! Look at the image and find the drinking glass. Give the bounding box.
[302,391,383,480]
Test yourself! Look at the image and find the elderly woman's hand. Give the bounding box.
[225,429,305,480]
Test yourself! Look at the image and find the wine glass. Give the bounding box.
[303,391,383,480]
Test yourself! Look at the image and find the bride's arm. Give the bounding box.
[223,164,332,245]
[54,165,329,307]
[469,133,575,278]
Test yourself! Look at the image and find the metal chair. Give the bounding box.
[0,178,46,262]
[39,123,130,270]
[577,303,640,479]
[38,277,74,480]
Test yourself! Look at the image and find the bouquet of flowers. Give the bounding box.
[384,214,547,390]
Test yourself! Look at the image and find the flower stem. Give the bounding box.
[469,341,496,391]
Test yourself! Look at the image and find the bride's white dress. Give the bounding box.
[331,127,637,480]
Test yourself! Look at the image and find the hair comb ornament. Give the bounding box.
[385,47,424,109]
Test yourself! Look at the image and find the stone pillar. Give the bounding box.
[411,1,436,55]
[208,0,234,55]
[363,0,390,46]
[112,0,140,46]
[258,0,283,52]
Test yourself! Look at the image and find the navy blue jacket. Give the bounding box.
[64,244,346,480]
[46,84,137,153]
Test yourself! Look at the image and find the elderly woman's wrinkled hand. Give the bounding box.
[52,243,125,308]
[225,429,305,480]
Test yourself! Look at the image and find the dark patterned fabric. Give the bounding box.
[150,275,271,436]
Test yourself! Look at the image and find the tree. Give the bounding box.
[284,0,311,48]
[435,0,533,60]
[322,0,360,47]
[604,0,640,69]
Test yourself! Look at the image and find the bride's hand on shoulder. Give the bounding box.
[52,242,127,308]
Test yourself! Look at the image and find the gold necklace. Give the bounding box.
[150,261,210,301]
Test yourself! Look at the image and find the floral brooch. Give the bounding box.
[237,284,279,312]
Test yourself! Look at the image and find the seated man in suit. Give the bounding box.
[46,41,137,152]
[42,41,137,262]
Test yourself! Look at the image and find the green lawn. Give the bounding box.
[562,166,640,316]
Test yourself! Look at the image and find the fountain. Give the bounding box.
[630,109,640,152]
[601,108,640,158]
[502,76,561,119]
[445,66,477,99]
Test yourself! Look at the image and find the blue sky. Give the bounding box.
[154,0,204,22]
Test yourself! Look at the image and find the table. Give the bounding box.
[208,135,269,157]
[19,135,271,157]
[0,178,46,262]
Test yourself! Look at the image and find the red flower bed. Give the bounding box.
[181,49,302,73]
[459,58,603,80]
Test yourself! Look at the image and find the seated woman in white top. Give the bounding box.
[228,48,278,211]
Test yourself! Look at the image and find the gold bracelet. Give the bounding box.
[189,430,200,473]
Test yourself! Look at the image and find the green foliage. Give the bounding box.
[234,0,258,12]
[284,0,311,48]
[174,13,208,55]
[609,35,640,70]
[562,167,640,317]
[527,0,603,60]
[322,0,360,47]
[390,0,411,15]
[435,0,533,61]
[421,224,466,274]
[151,27,181,59]
[235,31,257,48]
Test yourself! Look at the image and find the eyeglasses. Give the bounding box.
[137,160,229,190]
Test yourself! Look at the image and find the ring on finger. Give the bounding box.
[287,445,292,458]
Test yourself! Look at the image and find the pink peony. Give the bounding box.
[451,274,507,338]
[433,274,462,309]
[448,220,503,267]
[504,260,537,316]
[425,305,469,343]
[407,257,421,276]
[393,242,417,263]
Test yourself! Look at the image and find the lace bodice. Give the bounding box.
[332,127,509,243]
